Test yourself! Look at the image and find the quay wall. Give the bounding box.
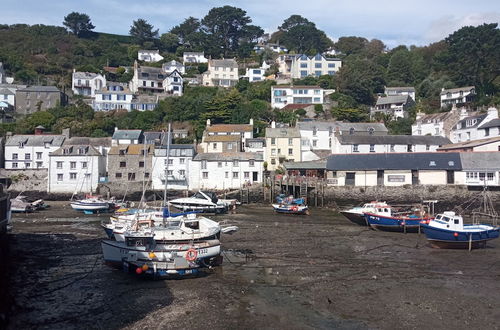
[0,169,47,193]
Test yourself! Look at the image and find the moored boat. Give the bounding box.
[272,203,309,215]
[364,204,430,232]
[70,197,111,213]
[420,211,499,249]
[340,201,390,226]
[169,191,228,214]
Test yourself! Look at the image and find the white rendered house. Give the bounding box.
[440,86,476,108]
[72,70,106,97]
[4,134,66,169]
[151,144,195,190]
[93,83,134,111]
[183,52,208,64]
[202,58,239,87]
[138,50,164,63]
[271,86,324,109]
[451,107,498,143]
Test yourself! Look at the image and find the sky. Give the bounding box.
[2,0,500,48]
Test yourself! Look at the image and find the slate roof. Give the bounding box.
[440,86,475,95]
[326,152,462,171]
[437,136,500,151]
[73,72,102,79]
[479,118,500,129]
[63,137,112,148]
[154,144,196,156]
[112,129,143,140]
[206,124,253,133]
[143,131,168,146]
[460,152,500,171]
[385,86,415,92]
[336,135,451,145]
[283,160,327,170]
[245,138,266,146]
[18,86,61,93]
[265,127,301,138]
[272,85,322,89]
[455,114,487,130]
[50,145,102,156]
[0,88,14,95]
[376,95,411,106]
[209,59,238,68]
[184,52,204,56]
[298,121,388,132]
[415,112,454,124]
[5,134,65,147]
[203,135,241,142]
[194,152,263,161]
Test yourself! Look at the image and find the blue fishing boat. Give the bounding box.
[272,203,309,215]
[420,211,499,249]
[276,194,305,206]
[364,204,429,232]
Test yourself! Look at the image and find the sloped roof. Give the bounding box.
[108,144,153,155]
[209,58,238,68]
[206,124,253,133]
[112,129,142,140]
[203,135,242,142]
[455,114,487,129]
[0,88,14,95]
[479,118,500,129]
[437,136,500,151]
[18,86,60,93]
[415,112,454,124]
[460,152,500,170]
[298,121,388,132]
[50,145,102,156]
[385,86,415,92]
[63,137,111,148]
[73,72,102,79]
[6,134,65,147]
[376,95,411,106]
[144,131,168,146]
[283,160,327,170]
[326,152,461,171]
[272,85,322,89]
[194,152,263,161]
[337,135,451,145]
[265,126,301,138]
[440,86,475,95]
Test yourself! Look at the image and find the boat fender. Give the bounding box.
[185,248,198,262]
[291,206,298,212]
[454,232,458,237]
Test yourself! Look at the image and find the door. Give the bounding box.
[411,170,418,185]
[252,172,258,181]
[447,170,455,184]
[377,170,384,186]
[346,172,355,186]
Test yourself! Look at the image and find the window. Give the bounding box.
[328,71,335,75]
[128,173,136,181]
[328,63,335,68]
[70,173,77,180]
[57,174,63,181]
[25,153,30,160]
[70,162,76,169]
[271,149,276,156]
[315,63,322,68]
[202,172,208,179]
[313,140,317,147]
[36,152,42,159]
[407,145,413,152]
[233,160,239,167]
[139,161,144,167]
[249,160,255,167]
[168,159,173,165]
[116,173,122,178]
[315,71,322,77]
[300,63,307,68]
[36,162,42,168]
[288,138,293,146]
[484,128,490,136]
[271,138,276,145]
[353,144,359,152]
[12,162,18,168]
[244,172,249,179]
[233,172,239,179]
[300,70,307,77]
[426,145,430,151]
[25,163,31,168]
[313,97,321,102]
[288,148,293,155]
[487,172,494,181]
[201,160,207,169]
[227,143,233,150]
[179,158,185,164]
[56,161,63,169]
[12,153,18,160]
[213,143,217,150]
[120,161,126,167]
[349,128,355,135]
[370,144,375,152]
[225,172,229,178]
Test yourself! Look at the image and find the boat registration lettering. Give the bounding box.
[198,248,208,255]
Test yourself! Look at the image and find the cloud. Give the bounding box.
[424,13,500,43]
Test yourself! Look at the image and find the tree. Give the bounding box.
[386,49,414,85]
[201,6,263,57]
[63,12,95,37]
[279,15,314,31]
[129,19,159,46]
[278,15,333,54]
[160,33,179,52]
[334,36,368,55]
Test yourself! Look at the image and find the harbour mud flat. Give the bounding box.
[3,202,500,329]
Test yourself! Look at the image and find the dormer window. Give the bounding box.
[368,127,374,135]
[78,147,85,155]
[19,142,25,148]
[349,128,355,135]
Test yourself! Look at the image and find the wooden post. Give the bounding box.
[469,234,472,252]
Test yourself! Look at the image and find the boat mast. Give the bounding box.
[163,123,172,210]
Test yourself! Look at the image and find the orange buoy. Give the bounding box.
[142,264,149,271]
[149,252,156,259]
[185,248,198,262]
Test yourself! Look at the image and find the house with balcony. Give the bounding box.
[277,53,341,79]
[47,144,106,193]
[370,95,415,120]
[138,49,164,63]
[162,60,185,75]
[271,86,324,109]
[384,86,416,101]
[189,152,263,190]
[72,70,106,97]
[265,123,301,171]
[331,135,451,154]
[0,84,26,108]
[93,83,134,111]
[440,86,476,108]
[202,58,239,87]
[451,107,498,143]
[107,144,154,184]
[412,109,460,139]
[151,144,196,190]
[163,69,183,96]
[183,52,208,64]
[244,67,266,82]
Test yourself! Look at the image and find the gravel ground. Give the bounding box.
[3,202,500,329]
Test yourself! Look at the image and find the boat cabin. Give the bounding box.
[432,212,464,230]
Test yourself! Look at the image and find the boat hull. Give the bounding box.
[272,204,309,215]
[169,203,227,214]
[340,211,368,226]
[71,202,110,212]
[421,224,499,249]
[365,213,424,232]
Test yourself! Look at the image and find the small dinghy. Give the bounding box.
[272,203,309,215]
[420,211,499,249]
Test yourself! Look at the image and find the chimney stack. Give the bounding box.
[271,121,276,128]
[249,118,254,126]
[206,119,211,127]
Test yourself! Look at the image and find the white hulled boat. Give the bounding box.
[169,191,229,214]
